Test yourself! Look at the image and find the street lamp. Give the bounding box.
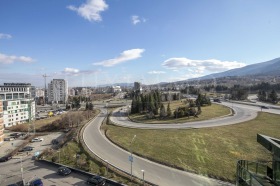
[129,135,137,181]
[105,160,109,176]
[21,157,25,185]
[58,150,60,164]
[141,169,145,186]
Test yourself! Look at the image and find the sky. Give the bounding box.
[0,0,280,87]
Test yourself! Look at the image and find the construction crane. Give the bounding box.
[42,74,50,104]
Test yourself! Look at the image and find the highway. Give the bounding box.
[83,101,280,186]
[83,109,233,186]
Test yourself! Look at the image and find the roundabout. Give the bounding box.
[83,101,280,186]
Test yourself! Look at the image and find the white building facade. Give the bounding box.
[0,83,36,128]
[48,79,68,104]
[0,100,4,143]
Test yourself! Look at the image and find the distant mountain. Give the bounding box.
[97,83,134,87]
[196,57,280,80]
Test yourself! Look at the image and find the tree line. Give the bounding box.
[131,91,211,119]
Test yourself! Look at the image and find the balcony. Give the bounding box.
[236,160,279,186]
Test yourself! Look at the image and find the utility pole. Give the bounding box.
[129,135,136,181]
[42,74,50,105]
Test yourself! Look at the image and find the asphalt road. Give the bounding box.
[83,101,280,186]
[83,110,232,186]
[110,102,280,129]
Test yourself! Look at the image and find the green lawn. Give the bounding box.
[106,112,280,182]
[128,102,231,124]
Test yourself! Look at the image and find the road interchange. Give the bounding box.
[83,102,280,186]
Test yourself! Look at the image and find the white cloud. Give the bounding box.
[64,67,79,73]
[0,33,12,39]
[131,15,140,25]
[0,53,35,64]
[67,0,108,22]
[63,67,99,76]
[162,58,246,74]
[93,48,145,67]
[131,15,146,25]
[148,71,166,74]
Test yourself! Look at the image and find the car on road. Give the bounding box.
[0,155,12,162]
[31,137,44,142]
[18,146,34,152]
[86,175,106,185]
[28,178,43,186]
[57,166,71,176]
[261,105,269,109]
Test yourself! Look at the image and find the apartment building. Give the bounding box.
[0,100,4,143]
[48,79,68,104]
[0,83,36,128]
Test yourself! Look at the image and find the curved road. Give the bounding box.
[83,110,229,186]
[83,102,280,186]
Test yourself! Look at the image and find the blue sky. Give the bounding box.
[0,0,280,87]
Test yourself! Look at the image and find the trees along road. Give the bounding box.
[83,102,280,186]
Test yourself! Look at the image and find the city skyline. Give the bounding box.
[1,0,280,86]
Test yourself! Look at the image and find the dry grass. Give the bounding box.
[107,112,280,181]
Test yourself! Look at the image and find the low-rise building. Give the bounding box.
[0,100,4,143]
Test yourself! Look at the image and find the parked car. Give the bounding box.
[86,175,106,186]
[57,166,71,176]
[19,146,34,152]
[51,139,59,145]
[28,178,43,186]
[31,138,44,142]
[0,155,12,162]
[10,133,20,138]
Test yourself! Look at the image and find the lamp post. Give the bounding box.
[141,169,145,186]
[58,150,60,164]
[105,160,109,176]
[129,135,137,181]
[21,157,25,185]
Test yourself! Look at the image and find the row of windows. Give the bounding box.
[8,116,27,122]
[0,87,28,91]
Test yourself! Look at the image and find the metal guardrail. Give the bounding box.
[37,159,126,186]
[236,160,275,186]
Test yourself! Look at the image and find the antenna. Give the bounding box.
[42,74,50,104]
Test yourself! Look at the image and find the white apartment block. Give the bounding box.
[0,100,4,143]
[3,99,35,128]
[0,83,36,128]
[48,79,68,104]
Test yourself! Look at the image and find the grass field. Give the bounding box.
[106,112,280,182]
[129,101,231,124]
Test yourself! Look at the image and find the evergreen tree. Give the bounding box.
[159,103,166,119]
[167,103,172,117]
[269,89,278,103]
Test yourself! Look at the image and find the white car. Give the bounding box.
[31,138,44,142]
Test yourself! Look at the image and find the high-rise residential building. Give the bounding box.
[0,83,35,128]
[48,79,68,104]
[0,100,4,143]
[134,82,142,93]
